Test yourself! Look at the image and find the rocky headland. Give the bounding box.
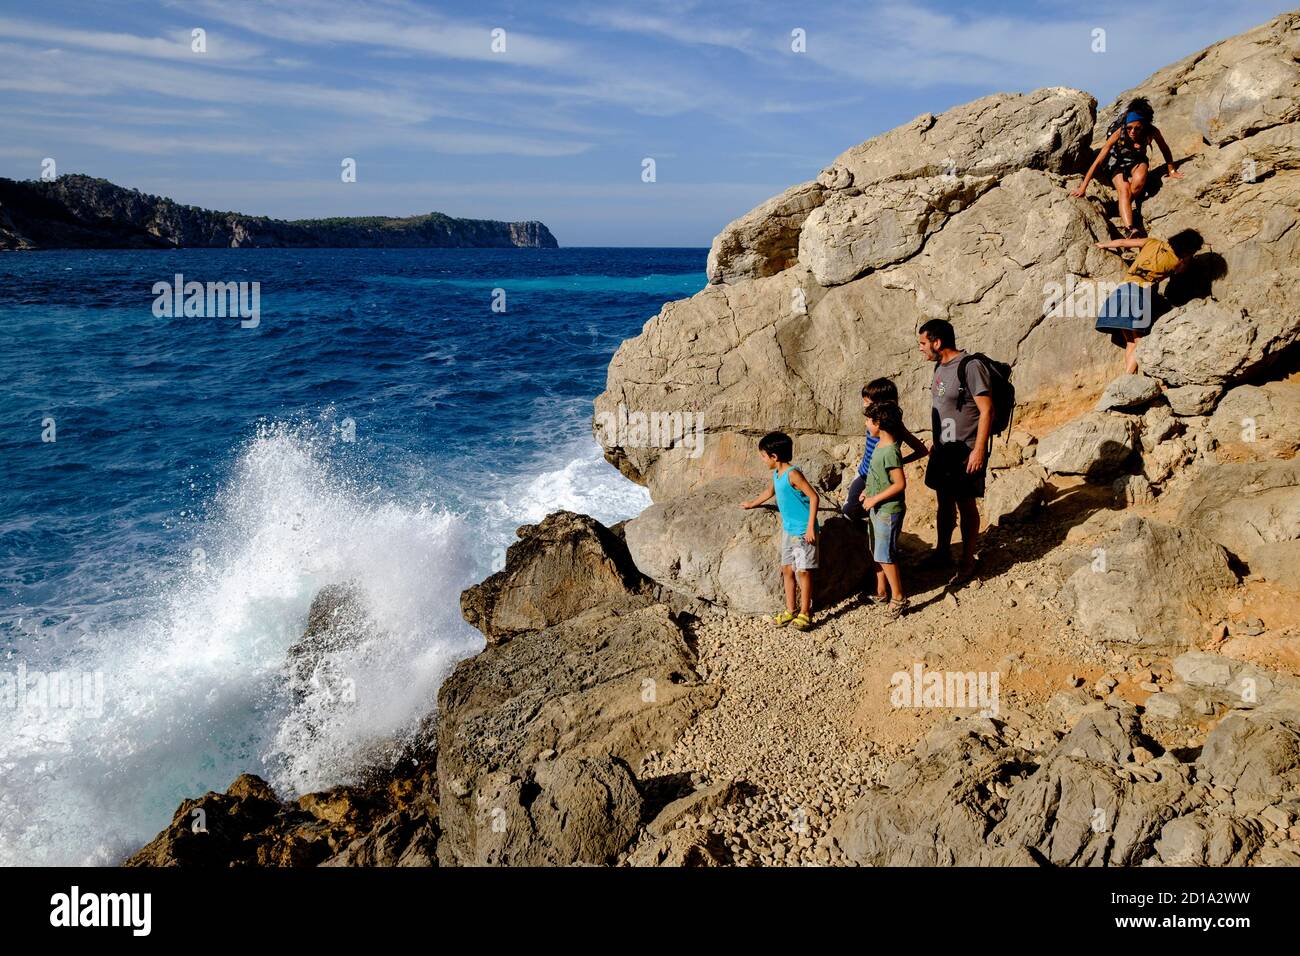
[130,12,1300,867]
[0,174,558,250]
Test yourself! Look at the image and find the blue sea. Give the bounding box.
[0,247,705,865]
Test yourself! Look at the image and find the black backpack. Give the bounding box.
[955,353,1015,444]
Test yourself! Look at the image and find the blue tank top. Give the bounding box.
[856,434,880,477]
[773,466,817,536]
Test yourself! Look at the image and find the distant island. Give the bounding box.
[0,174,558,250]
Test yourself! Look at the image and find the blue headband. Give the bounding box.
[1125,111,1145,124]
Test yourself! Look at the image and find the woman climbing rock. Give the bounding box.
[1093,229,1203,374]
[1071,97,1183,237]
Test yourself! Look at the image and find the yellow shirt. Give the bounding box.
[1127,238,1181,286]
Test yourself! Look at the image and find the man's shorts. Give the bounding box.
[924,441,986,499]
[780,533,819,571]
[870,509,905,564]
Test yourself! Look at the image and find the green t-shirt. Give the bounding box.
[864,441,905,515]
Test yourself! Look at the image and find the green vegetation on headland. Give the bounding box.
[0,174,558,250]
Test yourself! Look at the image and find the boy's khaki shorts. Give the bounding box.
[780,533,818,571]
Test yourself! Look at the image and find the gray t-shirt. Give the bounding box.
[930,352,991,448]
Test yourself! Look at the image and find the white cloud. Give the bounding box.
[0,16,264,61]
[184,0,577,66]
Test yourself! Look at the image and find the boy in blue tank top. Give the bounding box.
[739,431,819,631]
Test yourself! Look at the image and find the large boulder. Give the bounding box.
[1197,704,1300,802]
[1173,459,1300,562]
[826,88,1095,189]
[1035,411,1139,477]
[435,604,720,866]
[1062,517,1236,649]
[707,181,825,284]
[707,88,1094,287]
[983,464,1047,525]
[459,511,645,644]
[1136,292,1300,388]
[1096,373,1162,411]
[798,173,996,286]
[1206,380,1300,453]
[623,477,871,613]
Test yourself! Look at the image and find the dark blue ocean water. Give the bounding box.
[0,247,705,864]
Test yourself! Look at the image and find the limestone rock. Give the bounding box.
[627,828,731,867]
[984,464,1047,525]
[460,511,645,644]
[1035,411,1138,477]
[1140,436,1191,485]
[1061,517,1236,648]
[1153,813,1264,866]
[1207,380,1300,453]
[623,477,870,613]
[126,763,440,868]
[646,781,743,837]
[1174,459,1300,561]
[1198,706,1300,800]
[991,707,1192,866]
[827,88,1095,189]
[829,719,1035,867]
[707,181,825,284]
[798,174,996,286]
[1172,651,1299,710]
[596,157,1119,504]
[1164,385,1222,417]
[1249,539,1300,587]
[1137,296,1300,388]
[1113,474,1155,506]
[435,604,720,866]
[1097,374,1162,411]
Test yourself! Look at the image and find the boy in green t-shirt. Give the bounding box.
[859,402,908,620]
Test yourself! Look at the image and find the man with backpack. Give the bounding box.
[917,319,1013,583]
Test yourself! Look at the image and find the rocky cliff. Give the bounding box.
[0,174,558,250]
[130,12,1300,868]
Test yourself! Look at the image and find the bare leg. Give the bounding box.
[1128,163,1148,203]
[796,570,813,616]
[874,562,887,599]
[880,562,904,601]
[957,498,981,573]
[1128,164,1149,233]
[1122,330,1139,374]
[1112,172,1132,230]
[782,565,796,613]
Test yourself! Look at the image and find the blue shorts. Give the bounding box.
[870,509,904,564]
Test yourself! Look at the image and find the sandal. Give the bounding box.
[884,599,909,622]
[773,611,795,627]
[791,613,812,631]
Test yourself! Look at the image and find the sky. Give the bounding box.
[0,0,1292,246]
